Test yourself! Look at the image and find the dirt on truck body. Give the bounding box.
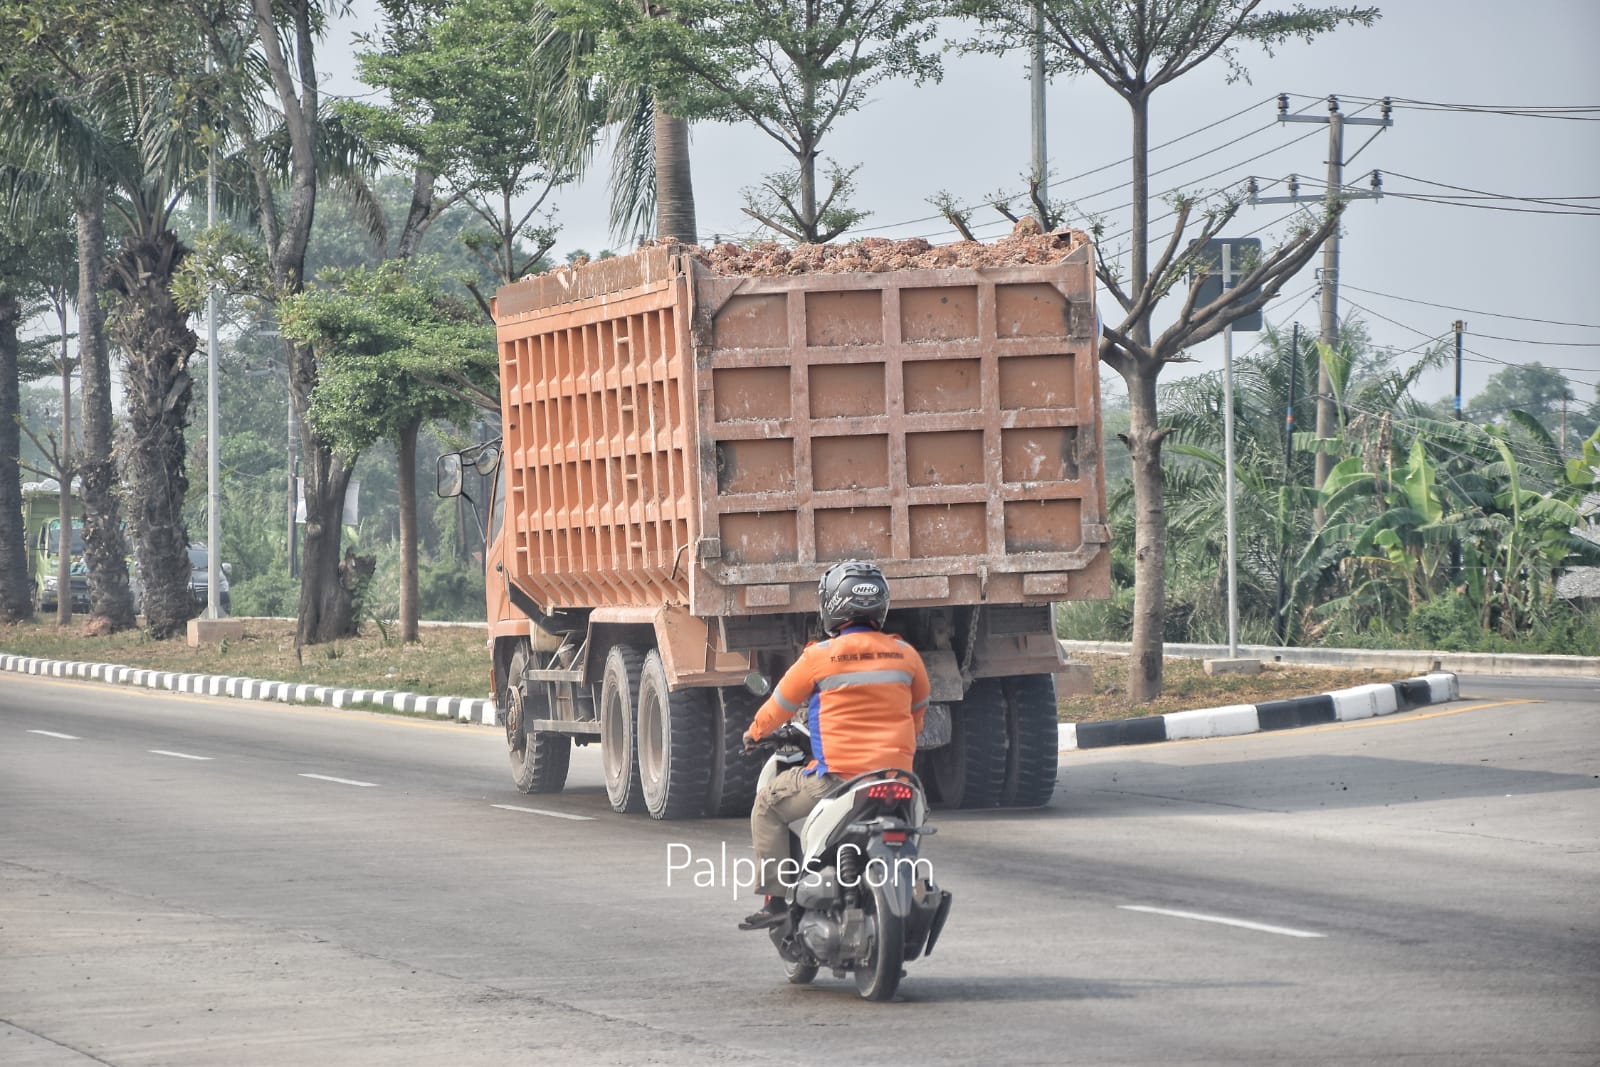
[447,226,1110,819]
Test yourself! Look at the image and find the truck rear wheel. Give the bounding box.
[504,642,571,795]
[1000,674,1059,808]
[637,650,713,820]
[705,686,763,817]
[600,644,645,814]
[925,678,1006,809]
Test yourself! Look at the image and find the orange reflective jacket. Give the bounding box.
[748,626,930,778]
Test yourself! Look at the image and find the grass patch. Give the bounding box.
[0,618,492,700]
[1059,653,1421,723]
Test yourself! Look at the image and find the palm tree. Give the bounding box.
[537,4,697,245]
[6,63,215,638]
[0,65,140,629]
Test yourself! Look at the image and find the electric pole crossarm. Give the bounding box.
[1276,93,1394,127]
[1249,172,1385,206]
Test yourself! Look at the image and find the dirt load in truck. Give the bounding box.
[439,222,1110,820]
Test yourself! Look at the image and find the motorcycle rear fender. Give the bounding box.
[861,837,921,920]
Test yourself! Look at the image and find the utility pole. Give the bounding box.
[205,91,221,620]
[1249,95,1392,518]
[1452,319,1464,578]
[1221,244,1240,659]
[1453,319,1465,421]
[1276,322,1300,645]
[1029,1,1049,227]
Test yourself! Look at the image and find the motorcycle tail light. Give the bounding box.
[865,782,914,802]
[881,831,907,845]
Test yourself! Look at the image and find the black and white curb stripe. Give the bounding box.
[1058,672,1460,750]
[0,653,498,726]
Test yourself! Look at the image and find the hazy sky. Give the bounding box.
[327,0,1600,412]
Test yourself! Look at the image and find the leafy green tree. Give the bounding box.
[0,2,146,629]
[957,0,1378,702]
[1453,361,1597,458]
[556,0,945,243]
[181,0,371,647]
[282,260,494,641]
[347,0,589,315]
[0,194,45,620]
[9,208,80,624]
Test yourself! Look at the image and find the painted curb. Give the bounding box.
[0,653,498,726]
[1057,672,1460,752]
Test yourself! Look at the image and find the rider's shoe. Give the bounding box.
[738,897,788,931]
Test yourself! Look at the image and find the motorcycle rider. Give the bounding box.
[739,560,930,930]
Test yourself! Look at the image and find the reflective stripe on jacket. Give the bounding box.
[748,626,930,778]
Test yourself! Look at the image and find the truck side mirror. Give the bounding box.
[478,442,502,477]
[436,453,465,498]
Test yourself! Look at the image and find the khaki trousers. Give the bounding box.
[749,766,841,897]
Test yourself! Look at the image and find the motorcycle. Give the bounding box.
[747,723,953,1001]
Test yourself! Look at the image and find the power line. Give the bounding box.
[1383,170,1600,210]
[849,94,1291,240]
[1382,192,1600,217]
[1291,93,1600,122]
[1340,284,1600,331]
[1460,331,1600,349]
[1341,296,1600,390]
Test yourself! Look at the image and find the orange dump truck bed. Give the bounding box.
[490,239,1110,623]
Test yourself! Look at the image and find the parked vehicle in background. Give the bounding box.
[21,481,89,615]
[130,544,232,617]
[440,236,1111,819]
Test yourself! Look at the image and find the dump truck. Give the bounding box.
[439,232,1110,819]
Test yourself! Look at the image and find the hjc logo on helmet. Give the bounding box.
[850,583,880,596]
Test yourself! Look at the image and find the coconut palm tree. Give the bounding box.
[539,2,697,245]
[2,49,215,637]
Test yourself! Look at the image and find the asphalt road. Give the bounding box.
[2,671,1596,1065]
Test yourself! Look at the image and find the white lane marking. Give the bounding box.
[150,749,213,761]
[491,803,595,822]
[1119,904,1326,939]
[28,730,79,740]
[299,773,379,788]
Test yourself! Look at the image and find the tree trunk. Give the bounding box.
[55,481,72,626]
[395,166,439,261]
[57,304,74,625]
[75,192,136,630]
[798,142,818,242]
[398,418,420,643]
[0,291,31,621]
[1125,362,1167,705]
[653,100,697,244]
[294,415,357,646]
[108,230,199,640]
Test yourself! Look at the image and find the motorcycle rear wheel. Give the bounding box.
[855,881,905,1001]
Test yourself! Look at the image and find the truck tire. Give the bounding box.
[705,686,763,817]
[637,650,713,820]
[1000,674,1059,808]
[600,644,645,814]
[924,678,1006,809]
[504,642,571,795]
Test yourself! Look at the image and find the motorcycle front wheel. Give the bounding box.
[855,881,905,1001]
[784,957,819,985]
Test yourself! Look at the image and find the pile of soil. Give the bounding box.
[661,218,1087,276]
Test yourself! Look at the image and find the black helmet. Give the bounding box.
[817,560,890,637]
